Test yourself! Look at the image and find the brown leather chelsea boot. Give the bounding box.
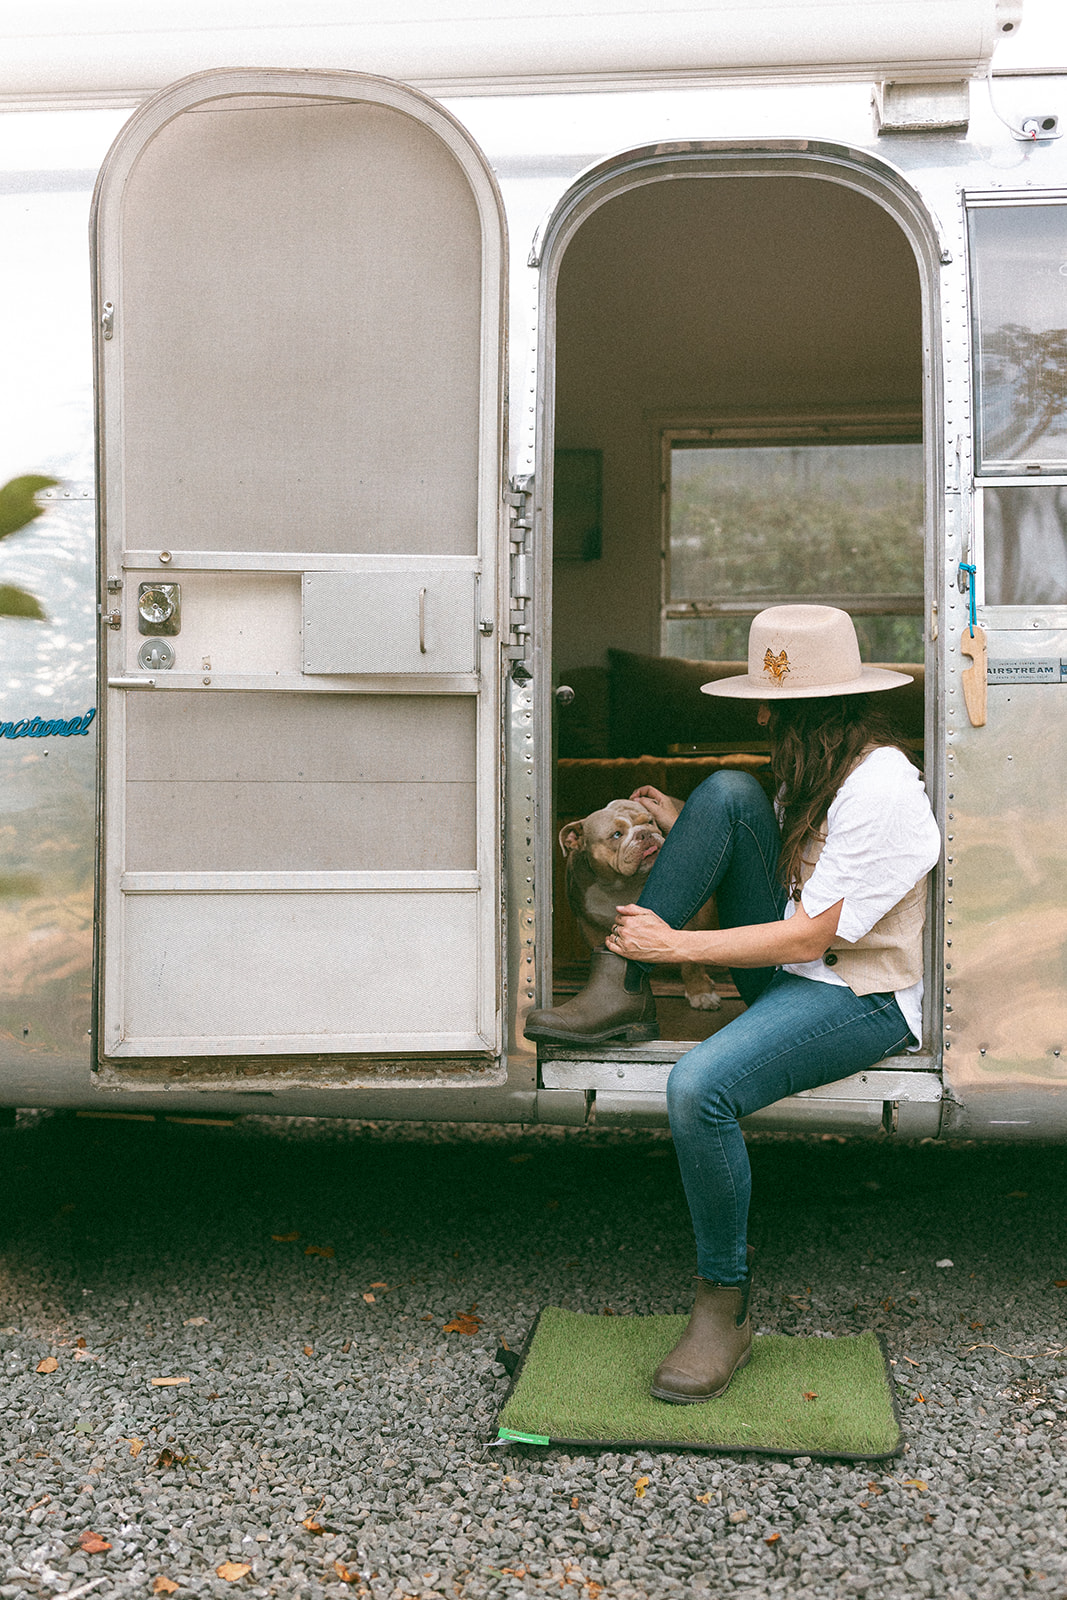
[650,1263,753,1404]
[523,948,658,1045]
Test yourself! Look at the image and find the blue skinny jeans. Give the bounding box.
[636,770,914,1284]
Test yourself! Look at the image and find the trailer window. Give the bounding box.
[969,202,1067,475]
[664,433,923,662]
[981,483,1067,605]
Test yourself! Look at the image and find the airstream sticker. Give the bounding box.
[0,708,96,739]
[987,660,1067,685]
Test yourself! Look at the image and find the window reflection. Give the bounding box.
[969,205,1067,472]
[984,485,1067,605]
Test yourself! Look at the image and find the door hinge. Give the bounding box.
[505,474,533,664]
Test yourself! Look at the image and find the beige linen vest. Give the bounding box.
[795,747,929,997]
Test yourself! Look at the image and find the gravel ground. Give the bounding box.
[0,1110,1065,1600]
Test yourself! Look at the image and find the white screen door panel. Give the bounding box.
[94,72,506,1060]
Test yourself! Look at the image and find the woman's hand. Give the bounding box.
[605,903,686,964]
[630,785,684,835]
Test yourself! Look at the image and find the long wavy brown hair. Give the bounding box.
[767,695,908,898]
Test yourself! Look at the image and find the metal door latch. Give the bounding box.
[138,582,181,636]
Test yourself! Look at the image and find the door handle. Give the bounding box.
[419,586,427,654]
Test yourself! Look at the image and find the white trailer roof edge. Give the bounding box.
[0,0,1022,109]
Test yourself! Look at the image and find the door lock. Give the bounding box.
[138,638,175,670]
[138,582,181,636]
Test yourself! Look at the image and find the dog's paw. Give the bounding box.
[686,988,722,1011]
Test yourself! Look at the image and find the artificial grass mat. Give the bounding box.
[497,1308,903,1460]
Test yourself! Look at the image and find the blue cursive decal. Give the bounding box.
[0,708,96,740]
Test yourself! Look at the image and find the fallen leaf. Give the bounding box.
[1054,1281,1067,1290]
[570,1495,579,1509]
[369,1281,389,1289]
[499,1338,511,1351]
[333,1561,359,1584]
[901,1478,929,1491]
[302,1517,325,1534]
[765,1532,781,1544]
[271,1231,300,1242]
[303,1345,314,1355]
[341,1339,351,1353]
[601,1306,616,1316]
[150,1377,190,1388]
[152,1578,179,1595]
[35,1356,58,1374]
[803,1391,818,1401]
[76,1337,86,1349]
[362,1294,376,1305]
[970,1321,985,1330]
[695,1493,711,1504]
[442,1312,482,1335]
[184,1316,209,1326]
[635,1476,649,1498]
[914,1393,927,1403]
[866,1482,884,1496]
[79,1530,112,1553]
[155,1447,190,1468]
[509,1154,533,1164]
[304,1245,334,1258]
[216,1562,252,1582]
[128,1438,145,1458]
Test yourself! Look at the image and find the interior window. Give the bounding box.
[664,432,924,662]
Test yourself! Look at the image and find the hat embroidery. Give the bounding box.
[763,647,790,687]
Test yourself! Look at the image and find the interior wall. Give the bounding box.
[552,172,922,670]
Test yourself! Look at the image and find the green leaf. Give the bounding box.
[0,585,46,621]
[0,475,58,541]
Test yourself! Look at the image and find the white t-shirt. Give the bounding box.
[780,746,942,1045]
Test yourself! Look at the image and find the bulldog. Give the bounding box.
[560,798,721,1011]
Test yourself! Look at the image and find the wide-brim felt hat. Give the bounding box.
[701,604,914,700]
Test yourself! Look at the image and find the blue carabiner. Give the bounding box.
[958,561,977,637]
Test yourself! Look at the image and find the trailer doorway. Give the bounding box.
[542,161,928,1045]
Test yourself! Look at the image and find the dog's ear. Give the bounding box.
[559,820,584,857]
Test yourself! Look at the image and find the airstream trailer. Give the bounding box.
[0,1,1065,1140]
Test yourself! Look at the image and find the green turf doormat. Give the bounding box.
[497,1308,904,1460]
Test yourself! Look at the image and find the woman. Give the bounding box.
[525,605,941,1403]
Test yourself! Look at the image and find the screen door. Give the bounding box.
[93,71,505,1060]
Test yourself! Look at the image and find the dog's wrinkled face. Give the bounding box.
[560,799,664,883]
